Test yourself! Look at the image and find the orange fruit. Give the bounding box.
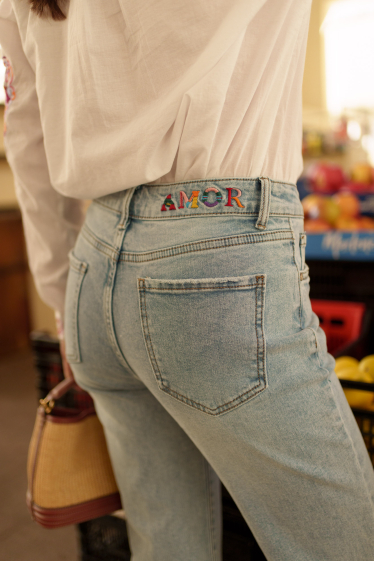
[333,192,360,218]
[304,219,331,232]
[335,216,360,231]
[357,217,374,231]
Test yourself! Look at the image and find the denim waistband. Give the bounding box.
[93,177,304,231]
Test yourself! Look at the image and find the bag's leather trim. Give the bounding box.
[44,378,75,402]
[28,408,47,520]
[26,492,122,528]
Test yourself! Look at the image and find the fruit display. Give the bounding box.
[300,162,374,232]
[351,163,374,184]
[335,355,374,410]
[305,162,346,194]
[302,118,349,158]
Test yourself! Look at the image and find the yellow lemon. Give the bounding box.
[343,388,374,409]
[358,355,374,382]
[359,372,373,384]
[341,369,373,409]
[335,366,360,381]
[335,356,359,375]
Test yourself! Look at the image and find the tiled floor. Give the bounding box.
[0,349,78,561]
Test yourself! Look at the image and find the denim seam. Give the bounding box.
[258,275,267,388]
[103,189,142,376]
[103,260,124,369]
[138,278,162,388]
[81,224,119,261]
[83,224,293,262]
[125,229,291,253]
[144,283,257,291]
[120,231,293,263]
[69,262,87,274]
[93,199,122,215]
[104,261,120,366]
[138,276,267,415]
[68,250,89,273]
[66,266,88,363]
[255,279,260,390]
[129,212,304,220]
[288,217,303,327]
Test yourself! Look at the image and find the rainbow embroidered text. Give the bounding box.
[161,187,244,211]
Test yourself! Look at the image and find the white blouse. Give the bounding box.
[0,0,312,318]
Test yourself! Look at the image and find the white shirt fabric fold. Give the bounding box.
[0,0,312,316]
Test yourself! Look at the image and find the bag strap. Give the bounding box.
[39,378,76,414]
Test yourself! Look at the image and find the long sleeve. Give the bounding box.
[0,0,85,318]
[1,0,309,198]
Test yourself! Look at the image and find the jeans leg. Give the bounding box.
[67,183,374,561]
[116,325,374,561]
[66,238,222,561]
[109,223,374,561]
[88,385,222,561]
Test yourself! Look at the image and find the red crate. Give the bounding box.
[311,299,366,357]
[310,300,374,467]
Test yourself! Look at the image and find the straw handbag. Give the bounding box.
[26,379,122,528]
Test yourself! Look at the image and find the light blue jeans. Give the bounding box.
[65,178,374,561]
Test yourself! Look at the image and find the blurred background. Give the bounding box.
[1,1,374,560]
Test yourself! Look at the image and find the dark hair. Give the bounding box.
[29,0,66,21]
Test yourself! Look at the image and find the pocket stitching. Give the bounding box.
[65,259,88,363]
[68,249,88,272]
[145,283,258,291]
[138,275,267,415]
[120,230,293,263]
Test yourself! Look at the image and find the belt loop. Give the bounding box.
[118,187,137,229]
[114,187,137,252]
[255,177,271,230]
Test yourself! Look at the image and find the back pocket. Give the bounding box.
[138,274,267,415]
[65,251,88,364]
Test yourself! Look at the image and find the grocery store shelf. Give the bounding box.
[306,231,374,261]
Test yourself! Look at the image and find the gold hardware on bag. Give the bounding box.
[39,398,55,414]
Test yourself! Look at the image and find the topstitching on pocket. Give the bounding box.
[65,251,88,364]
[137,274,267,415]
